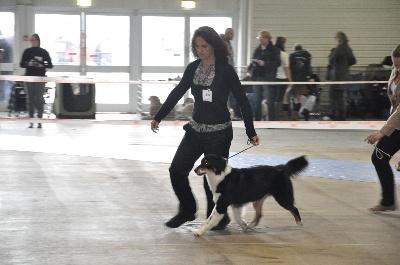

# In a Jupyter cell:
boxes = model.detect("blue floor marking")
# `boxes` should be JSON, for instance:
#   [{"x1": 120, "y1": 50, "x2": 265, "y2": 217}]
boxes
[{"x1": 228, "y1": 152, "x2": 400, "y2": 183}]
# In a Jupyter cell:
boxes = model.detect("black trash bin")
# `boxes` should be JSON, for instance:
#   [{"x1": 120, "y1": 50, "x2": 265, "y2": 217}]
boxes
[{"x1": 54, "y1": 83, "x2": 96, "y2": 119}]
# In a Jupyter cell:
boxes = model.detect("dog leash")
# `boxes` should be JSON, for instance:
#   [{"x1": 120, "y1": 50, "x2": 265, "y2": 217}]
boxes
[
  {"x1": 372, "y1": 143, "x2": 392, "y2": 160},
  {"x1": 371, "y1": 143, "x2": 400, "y2": 171},
  {"x1": 228, "y1": 139, "x2": 255, "y2": 159}
]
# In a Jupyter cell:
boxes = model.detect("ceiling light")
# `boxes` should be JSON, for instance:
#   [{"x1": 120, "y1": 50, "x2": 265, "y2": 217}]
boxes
[
  {"x1": 77, "y1": 0, "x2": 92, "y2": 7},
  {"x1": 181, "y1": 1, "x2": 196, "y2": 9}
]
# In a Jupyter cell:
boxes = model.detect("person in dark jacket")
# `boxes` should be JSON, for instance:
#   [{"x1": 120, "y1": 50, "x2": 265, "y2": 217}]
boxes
[
  {"x1": 150, "y1": 26, "x2": 260, "y2": 229},
  {"x1": 251, "y1": 30, "x2": 281, "y2": 121},
  {"x1": 20, "y1": 33, "x2": 53, "y2": 128},
  {"x1": 327, "y1": 31, "x2": 356, "y2": 121},
  {"x1": 282, "y1": 44, "x2": 312, "y2": 120}
]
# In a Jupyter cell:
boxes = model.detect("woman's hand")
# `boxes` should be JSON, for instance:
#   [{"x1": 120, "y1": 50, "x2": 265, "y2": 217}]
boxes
[
  {"x1": 151, "y1": 120, "x2": 160, "y2": 133},
  {"x1": 254, "y1": 60, "x2": 265, "y2": 66},
  {"x1": 364, "y1": 131, "x2": 385, "y2": 144},
  {"x1": 249, "y1": 135, "x2": 260, "y2": 146}
]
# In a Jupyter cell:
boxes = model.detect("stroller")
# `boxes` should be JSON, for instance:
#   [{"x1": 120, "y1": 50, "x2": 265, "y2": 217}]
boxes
[{"x1": 8, "y1": 82, "x2": 27, "y2": 117}]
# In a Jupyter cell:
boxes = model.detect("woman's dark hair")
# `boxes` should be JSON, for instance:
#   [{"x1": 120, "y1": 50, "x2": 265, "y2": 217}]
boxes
[
  {"x1": 275, "y1": 37, "x2": 286, "y2": 51},
  {"x1": 191, "y1": 26, "x2": 229, "y2": 64},
  {"x1": 32, "y1": 33, "x2": 41, "y2": 46}
]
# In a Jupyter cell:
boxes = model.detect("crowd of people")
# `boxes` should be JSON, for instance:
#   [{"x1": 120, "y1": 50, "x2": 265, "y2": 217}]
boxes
[{"x1": 231, "y1": 29, "x2": 357, "y2": 122}]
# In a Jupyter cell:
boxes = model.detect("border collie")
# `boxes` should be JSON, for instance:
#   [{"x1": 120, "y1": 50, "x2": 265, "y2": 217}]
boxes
[{"x1": 193, "y1": 154, "x2": 308, "y2": 237}]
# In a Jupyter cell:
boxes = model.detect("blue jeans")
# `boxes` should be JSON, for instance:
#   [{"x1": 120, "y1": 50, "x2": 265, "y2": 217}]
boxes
[{"x1": 252, "y1": 76, "x2": 275, "y2": 121}]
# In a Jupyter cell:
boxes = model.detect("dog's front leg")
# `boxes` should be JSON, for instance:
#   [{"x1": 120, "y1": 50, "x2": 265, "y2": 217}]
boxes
[
  {"x1": 193, "y1": 208, "x2": 224, "y2": 237},
  {"x1": 232, "y1": 206, "x2": 248, "y2": 231}
]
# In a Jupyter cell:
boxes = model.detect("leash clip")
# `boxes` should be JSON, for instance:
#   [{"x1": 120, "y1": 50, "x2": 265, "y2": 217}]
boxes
[{"x1": 228, "y1": 140, "x2": 255, "y2": 159}]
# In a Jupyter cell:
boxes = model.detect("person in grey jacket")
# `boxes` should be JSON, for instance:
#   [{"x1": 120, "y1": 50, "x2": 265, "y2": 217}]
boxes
[
  {"x1": 327, "y1": 31, "x2": 356, "y2": 120},
  {"x1": 364, "y1": 45, "x2": 400, "y2": 212}
]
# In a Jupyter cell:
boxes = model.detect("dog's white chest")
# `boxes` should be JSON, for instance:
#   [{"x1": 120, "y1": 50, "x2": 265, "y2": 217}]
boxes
[{"x1": 206, "y1": 166, "x2": 232, "y2": 203}]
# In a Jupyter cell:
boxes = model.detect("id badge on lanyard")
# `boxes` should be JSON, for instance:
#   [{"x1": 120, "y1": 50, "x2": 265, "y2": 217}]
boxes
[{"x1": 202, "y1": 88, "x2": 212, "y2": 102}]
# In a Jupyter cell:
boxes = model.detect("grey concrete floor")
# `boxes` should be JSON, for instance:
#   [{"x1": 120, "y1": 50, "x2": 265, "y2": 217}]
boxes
[{"x1": 0, "y1": 118, "x2": 399, "y2": 265}]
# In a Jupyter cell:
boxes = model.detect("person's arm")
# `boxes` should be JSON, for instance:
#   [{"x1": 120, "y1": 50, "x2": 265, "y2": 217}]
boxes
[
  {"x1": 153, "y1": 62, "x2": 197, "y2": 123},
  {"x1": 329, "y1": 47, "x2": 339, "y2": 66},
  {"x1": 263, "y1": 46, "x2": 281, "y2": 72},
  {"x1": 19, "y1": 49, "x2": 29, "y2": 68},
  {"x1": 365, "y1": 69, "x2": 400, "y2": 143},
  {"x1": 43, "y1": 49, "x2": 53, "y2": 69},
  {"x1": 283, "y1": 52, "x2": 292, "y2": 82}
]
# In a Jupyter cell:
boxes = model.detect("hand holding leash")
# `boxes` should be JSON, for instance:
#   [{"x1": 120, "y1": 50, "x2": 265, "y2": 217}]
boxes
[{"x1": 249, "y1": 135, "x2": 260, "y2": 146}]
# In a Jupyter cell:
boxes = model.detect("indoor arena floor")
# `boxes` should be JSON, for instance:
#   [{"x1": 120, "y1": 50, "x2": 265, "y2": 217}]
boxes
[{"x1": 0, "y1": 115, "x2": 399, "y2": 265}]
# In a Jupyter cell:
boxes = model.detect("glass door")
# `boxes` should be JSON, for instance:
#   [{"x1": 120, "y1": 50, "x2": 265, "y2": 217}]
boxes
[
  {"x1": 86, "y1": 15, "x2": 130, "y2": 110},
  {"x1": 35, "y1": 13, "x2": 130, "y2": 112}
]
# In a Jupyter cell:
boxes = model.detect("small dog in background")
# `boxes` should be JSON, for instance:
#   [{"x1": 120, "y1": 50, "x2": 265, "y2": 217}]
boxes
[
  {"x1": 148, "y1": 95, "x2": 175, "y2": 118},
  {"x1": 193, "y1": 154, "x2": 308, "y2": 237},
  {"x1": 178, "y1": 97, "x2": 194, "y2": 119}
]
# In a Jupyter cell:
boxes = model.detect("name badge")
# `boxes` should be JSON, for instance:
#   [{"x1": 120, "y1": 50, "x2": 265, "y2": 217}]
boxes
[{"x1": 203, "y1": 89, "x2": 212, "y2": 102}]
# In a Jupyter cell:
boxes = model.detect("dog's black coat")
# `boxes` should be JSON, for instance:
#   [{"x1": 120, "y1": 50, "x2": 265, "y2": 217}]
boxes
[{"x1": 193, "y1": 154, "x2": 308, "y2": 236}]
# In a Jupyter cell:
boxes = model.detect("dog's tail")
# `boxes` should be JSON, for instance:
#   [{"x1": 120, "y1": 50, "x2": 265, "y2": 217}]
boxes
[{"x1": 285, "y1": 155, "x2": 308, "y2": 178}]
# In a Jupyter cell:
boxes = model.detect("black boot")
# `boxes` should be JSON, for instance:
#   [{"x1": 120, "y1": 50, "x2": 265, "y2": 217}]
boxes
[
  {"x1": 301, "y1": 109, "x2": 310, "y2": 121},
  {"x1": 165, "y1": 211, "x2": 196, "y2": 228},
  {"x1": 165, "y1": 171, "x2": 197, "y2": 228}
]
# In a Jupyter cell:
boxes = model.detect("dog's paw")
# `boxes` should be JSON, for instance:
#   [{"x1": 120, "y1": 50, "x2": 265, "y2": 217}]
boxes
[
  {"x1": 296, "y1": 220, "x2": 303, "y2": 226},
  {"x1": 247, "y1": 221, "x2": 258, "y2": 230},
  {"x1": 193, "y1": 230, "x2": 202, "y2": 237},
  {"x1": 238, "y1": 221, "x2": 249, "y2": 231}
]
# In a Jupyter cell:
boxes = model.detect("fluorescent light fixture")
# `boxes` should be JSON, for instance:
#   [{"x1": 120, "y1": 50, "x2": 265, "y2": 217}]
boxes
[
  {"x1": 181, "y1": 0, "x2": 196, "y2": 9},
  {"x1": 77, "y1": 0, "x2": 92, "y2": 7}
]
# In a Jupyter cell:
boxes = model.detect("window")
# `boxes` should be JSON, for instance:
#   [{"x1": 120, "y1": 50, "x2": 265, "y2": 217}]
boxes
[
  {"x1": 86, "y1": 15, "x2": 129, "y2": 66},
  {"x1": 35, "y1": 14, "x2": 81, "y2": 65},
  {"x1": 142, "y1": 16, "x2": 185, "y2": 66}
]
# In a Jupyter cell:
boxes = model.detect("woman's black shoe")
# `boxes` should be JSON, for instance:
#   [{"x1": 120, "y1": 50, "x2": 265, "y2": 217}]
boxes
[{"x1": 165, "y1": 212, "x2": 196, "y2": 228}]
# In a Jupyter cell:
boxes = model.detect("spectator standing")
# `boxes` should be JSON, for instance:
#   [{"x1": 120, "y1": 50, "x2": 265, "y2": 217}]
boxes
[
  {"x1": 151, "y1": 26, "x2": 259, "y2": 229},
  {"x1": 221, "y1": 28, "x2": 241, "y2": 119},
  {"x1": 251, "y1": 30, "x2": 281, "y2": 121},
  {"x1": 19, "y1": 33, "x2": 53, "y2": 128},
  {"x1": 282, "y1": 44, "x2": 312, "y2": 120},
  {"x1": 220, "y1": 28, "x2": 234, "y2": 66},
  {"x1": 327, "y1": 31, "x2": 356, "y2": 121},
  {"x1": 364, "y1": 45, "x2": 400, "y2": 212},
  {"x1": 272, "y1": 37, "x2": 291, "y2": 120}
]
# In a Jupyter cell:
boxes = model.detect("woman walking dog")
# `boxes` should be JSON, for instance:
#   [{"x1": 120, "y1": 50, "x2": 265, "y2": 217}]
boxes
[
  {"x1": 364, "y1": 45, "x2": 400, "y2": 212},
  {"x1": 151, "y1": 26, "x2": 259, "y2": 229}
]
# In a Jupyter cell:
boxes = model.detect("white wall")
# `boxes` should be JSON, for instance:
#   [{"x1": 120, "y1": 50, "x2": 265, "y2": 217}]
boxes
[{"x1": 249, "y1": 0, "x2": 400, "y2": 67}]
